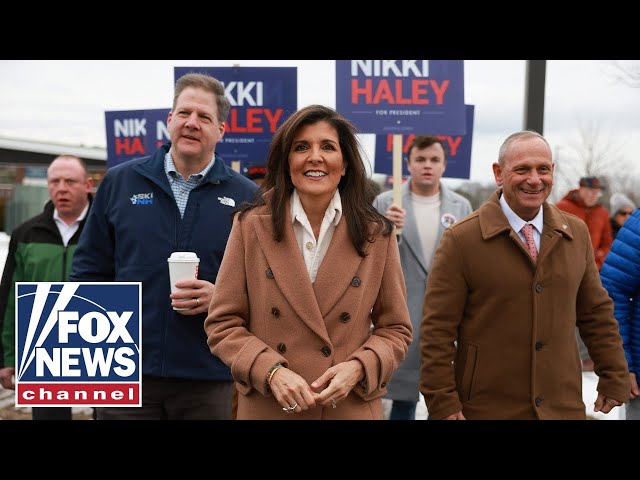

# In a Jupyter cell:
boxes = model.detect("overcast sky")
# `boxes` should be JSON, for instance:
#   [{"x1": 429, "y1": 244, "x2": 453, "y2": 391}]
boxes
[{"x1": 0, "y1": 60, "x2": 638, "y2": 186}]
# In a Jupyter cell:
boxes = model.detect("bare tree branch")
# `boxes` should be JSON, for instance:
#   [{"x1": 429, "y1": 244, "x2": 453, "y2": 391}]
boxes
[
  {"x1": 601, "y1": 60, "x2": 640, "y2": 88},
  {"x1": 553, "y1": 120, "x2": 639, "y2": 206}
]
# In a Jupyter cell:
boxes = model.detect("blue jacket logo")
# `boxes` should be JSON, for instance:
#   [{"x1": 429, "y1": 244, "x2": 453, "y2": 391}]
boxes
[
  {"x1": 130, "y1": 193, "x2": 153, "y2": 205},
  {"x1": 218, "y1": 196, "x2": 236, "y2": 207}
]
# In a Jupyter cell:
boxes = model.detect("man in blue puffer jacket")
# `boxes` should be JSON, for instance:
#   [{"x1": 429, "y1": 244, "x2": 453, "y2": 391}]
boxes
[
  {"x1": 70, "y1": 73, "x2": 258, "y2": 419},
  {"x1": 601, "y1": 208, "x2": 640, "y2": 420}
]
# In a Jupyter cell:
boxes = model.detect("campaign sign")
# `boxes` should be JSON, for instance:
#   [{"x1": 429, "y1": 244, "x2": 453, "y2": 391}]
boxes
[
  {"x1": 373, "y1": 105, "x2": 475, "y2": 180},
  {"x1": 336, "y1": 60, "x2": 466, "y2": 135},
  {"x1": 105, "y1": 109, "x2": 170, "y2": 169},
  {"x1": 175, "y1": 66, "x2": 297, "y2": 168},
  {"x1": 15, "y1": 282, "x2": 142, "y2": 407}
]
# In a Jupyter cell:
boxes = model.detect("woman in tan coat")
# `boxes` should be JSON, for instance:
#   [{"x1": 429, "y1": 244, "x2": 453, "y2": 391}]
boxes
[{"x1": 204, "y1": 105, "x2": 412, "y2": 419}]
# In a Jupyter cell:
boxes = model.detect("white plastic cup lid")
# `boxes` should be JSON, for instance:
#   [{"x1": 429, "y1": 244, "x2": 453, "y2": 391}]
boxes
[{"x1": 167, "y1": 251, "x2": 200, "y2": 263}]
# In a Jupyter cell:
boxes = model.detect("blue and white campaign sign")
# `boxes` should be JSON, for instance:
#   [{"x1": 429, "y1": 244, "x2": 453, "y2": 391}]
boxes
[
  {"x1": 336, "y1": 60, "x2": 466, "y2": 135},
  {"x1": 175, "y1": 66, "x2": 297, "y2": 169},
  {"x1": 105, "y1": 109, "x2": 170, "y2": 168},
  {"x1": 374, "y1": 105, "x2": 475, "y2": 179},
  {"x1": 15, "y1": 282, "x2": 142, "y2": 407}
]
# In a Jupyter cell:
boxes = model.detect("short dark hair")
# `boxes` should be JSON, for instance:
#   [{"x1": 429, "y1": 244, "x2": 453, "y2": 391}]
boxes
[
  {"x1": 173, "y1": 73, "x2": 230, "y2": 123},
  {"x1": 406, "y1": 135, "x2": 446, "y2": 162}
]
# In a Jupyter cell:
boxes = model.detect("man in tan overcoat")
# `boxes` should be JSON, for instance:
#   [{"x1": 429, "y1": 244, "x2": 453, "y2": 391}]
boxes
[{"x1": 419, "y1": 131, "x2": 630, "y2": 420}]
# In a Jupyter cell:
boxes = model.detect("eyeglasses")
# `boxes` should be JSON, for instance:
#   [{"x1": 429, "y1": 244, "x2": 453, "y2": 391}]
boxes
[{"x1": 617, "y1": 210, "x2": 633, "y2": 217}]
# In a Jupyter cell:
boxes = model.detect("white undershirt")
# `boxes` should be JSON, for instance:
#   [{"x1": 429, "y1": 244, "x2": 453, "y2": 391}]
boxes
[
  {"x1": 53, "y1": 203, "x2": 89, "y2": 247},
  {"x1": 412, "y1": 191, "x2": 441, "y2": 272},
  {"x1": 291, "y1": 189, "x2": 342, "y2": 283}
]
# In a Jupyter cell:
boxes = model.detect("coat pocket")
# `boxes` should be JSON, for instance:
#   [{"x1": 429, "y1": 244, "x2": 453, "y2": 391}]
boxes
[{"x1": 460, "y1": 343, "x2": 479, "y2": 402}]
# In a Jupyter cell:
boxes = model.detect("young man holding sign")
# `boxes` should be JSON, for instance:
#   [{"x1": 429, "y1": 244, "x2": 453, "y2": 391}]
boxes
[{"x1": 373, "y1": 135, "x2": 471, "y2": 420}]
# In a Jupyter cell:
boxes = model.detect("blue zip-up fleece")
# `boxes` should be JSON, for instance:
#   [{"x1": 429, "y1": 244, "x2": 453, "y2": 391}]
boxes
[
  {"x1": 70, "y1": 143, "x2": 258, "y2": 381},
  {"x1": 601, "y1": 208, "x2": 640, "y2": 376}
]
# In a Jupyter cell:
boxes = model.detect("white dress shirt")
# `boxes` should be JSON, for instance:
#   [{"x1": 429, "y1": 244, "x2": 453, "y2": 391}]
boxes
[
  {"x1": 291, "y1": 189, "x2": 343, "y2": 283},
  {"x1": 53, "y1": 203, "x2": 89, "y2": 247},
  {"x1": 499, "y1": 192, "x2": 543, "y2": 251}
]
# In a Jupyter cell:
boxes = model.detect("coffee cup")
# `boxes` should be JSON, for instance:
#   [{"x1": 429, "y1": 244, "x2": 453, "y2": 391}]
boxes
[{"x1": 167, "y1": 252, "x2": 200, "y2": 311}]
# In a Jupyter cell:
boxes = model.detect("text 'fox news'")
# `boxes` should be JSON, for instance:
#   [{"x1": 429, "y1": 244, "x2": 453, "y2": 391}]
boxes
[{"x1": 15, "y1": 282, "x2": 142, "y2": 407}]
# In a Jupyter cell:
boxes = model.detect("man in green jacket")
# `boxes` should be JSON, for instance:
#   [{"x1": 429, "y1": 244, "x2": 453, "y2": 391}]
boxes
[{"x1": 0, "y1": 155, "x2": 93, "y2": 420}]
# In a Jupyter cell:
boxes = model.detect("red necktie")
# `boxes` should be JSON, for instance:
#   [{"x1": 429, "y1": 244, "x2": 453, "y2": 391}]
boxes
[{"x1": 521, "y1": 224, "x2": 538, "y2": 263}]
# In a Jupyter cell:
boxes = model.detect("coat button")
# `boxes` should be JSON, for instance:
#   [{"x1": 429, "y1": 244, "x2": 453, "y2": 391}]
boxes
[
  {"x1": 340, "y1": 312, "x2": 351, "y2": 323},
  {"x1": 266, "y1": 267, "x2": 274, "y2": 279},
  {"x1": 306, "y1": 241, "x2": 314, "y2": 250},
  {"x1": 321, "y1": 346, "x2": 332, "y2": 357},
  {"x1": 535, "y1": 341, "x2": 543, "y2": 351},
  {"x1": 535, "y1": 284, "x2": 544, "y2": 293},
  {"x1": 351, "y1": 276, "x2": 361, "y2": 287},
  {"x1": 535, "y1": 397, "x2": 544, "y2": 407},
  {"x1": 271, "y1": 307, "x2": 280, "y2": 317},
  {"x1": 277, "y1": 343, "x2": 286, "y2": 353}
]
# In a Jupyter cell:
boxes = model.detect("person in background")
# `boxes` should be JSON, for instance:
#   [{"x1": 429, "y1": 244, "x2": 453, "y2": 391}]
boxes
[
  {"x1": 556, "y1": 176, "x2": 612, "y2": 269},
  {"x1": 601, "y1": 208, "x2": 640, "y2": 420},
  {"x1": 245, "y1": 164, "x2": 267, "y2": 187},
  {"x1": 419, "y1": 131, "x2": 629, "y2": 419},
  {"x1": 609, "y1": 192, "x2": 636, "y2": 239},
  {"x1": 372, "y1": 135, "x2": 472, "y2": 420},
  {"x1": 366, "y1": 177, "x2": 382, "y2": 204},
  {"x1": 70, "y1": 73, "x2": 257, "y2": 420},
  {"x1": 0, "y1": 155, "x2": 93, "y2": 420},
  {"x1": 204, "y1": 104, "x2": 412, "y2": 419},
  {"x1": 556, "y1": 175, "x2": 613, "y2": 371}
]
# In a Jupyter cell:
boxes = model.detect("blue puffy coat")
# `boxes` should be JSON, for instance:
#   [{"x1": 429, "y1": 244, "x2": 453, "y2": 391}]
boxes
[{"x1": 601, "y1": 208, "x2": 640, "y2": 375}]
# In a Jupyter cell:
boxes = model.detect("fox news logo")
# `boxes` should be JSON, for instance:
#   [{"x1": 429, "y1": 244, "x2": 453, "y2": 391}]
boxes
[{"x1": 15, "y1": 282, "x2": 142, "y2": 407}]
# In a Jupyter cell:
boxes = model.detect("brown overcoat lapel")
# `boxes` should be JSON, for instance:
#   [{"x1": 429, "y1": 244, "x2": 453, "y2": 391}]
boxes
[
  {"x1": 253, "y1": 198, "x2": 365, "y2": 343},
  {"x1": 252, "y1": 205, "x2": 329, "y2": 345},
  {"x1": 312, "y1": 218, "x2": 365, "y2": 317}
]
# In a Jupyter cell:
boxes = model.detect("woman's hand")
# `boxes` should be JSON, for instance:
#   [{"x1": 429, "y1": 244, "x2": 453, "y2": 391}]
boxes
[
  {"x1": 310, "y1": 360, "x2": 364, "y2": 408},
  {"x1": 269, "y1": 367, "x2": 317, "y2": 414}
]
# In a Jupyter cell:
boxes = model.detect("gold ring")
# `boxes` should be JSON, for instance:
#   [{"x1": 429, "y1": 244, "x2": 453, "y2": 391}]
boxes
[
  {"x1": 331, "y1": 399, "x2": 337, "y2": 409},
  {"x1": 195, "y1": 298, "x2": 200, "y2": 306}
]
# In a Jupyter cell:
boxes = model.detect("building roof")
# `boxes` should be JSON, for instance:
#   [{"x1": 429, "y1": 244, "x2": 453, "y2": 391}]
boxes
[{"x1": 0, "y1": 136, "x2": 106, "y2": 166}]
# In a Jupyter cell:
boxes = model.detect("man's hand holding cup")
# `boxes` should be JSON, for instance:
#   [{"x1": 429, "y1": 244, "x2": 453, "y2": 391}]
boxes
[{"x1": 168, "y1": 252, "x2": 214, "y2": 315}]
